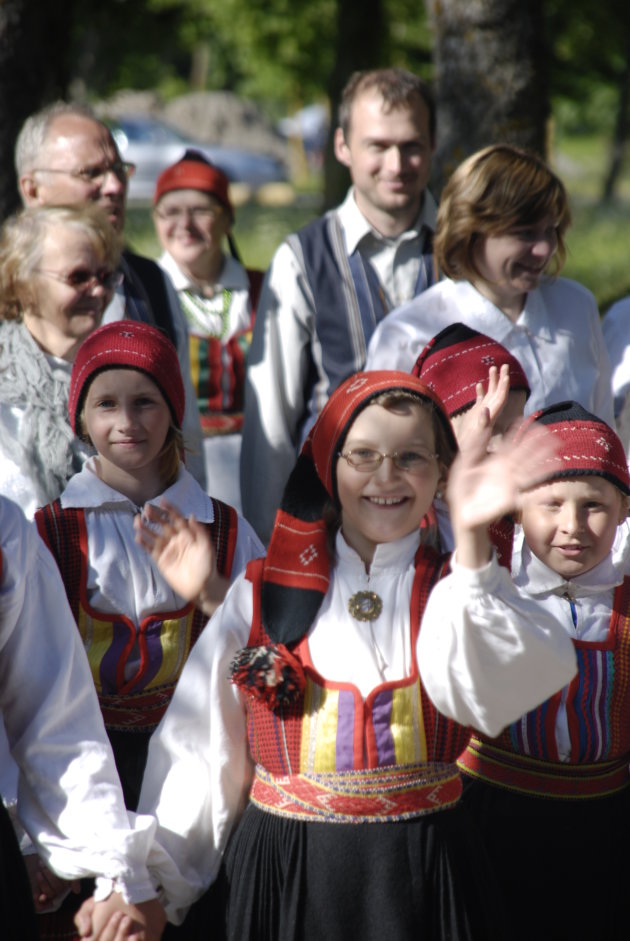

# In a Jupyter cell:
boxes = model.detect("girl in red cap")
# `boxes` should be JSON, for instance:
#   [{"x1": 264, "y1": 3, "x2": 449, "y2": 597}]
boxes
[
  {"x1": 31, "y1": 319, "x2": 262, "y2": 938},
  {"x1": 153, "y1": 150, "x2": 263, "y2": 513},
  {"x1": 458, "y1": 402, "x2": 630, "y2": 941},
  {"x1": 97, "y1": 370, "x2": 577, "y2": 941}
]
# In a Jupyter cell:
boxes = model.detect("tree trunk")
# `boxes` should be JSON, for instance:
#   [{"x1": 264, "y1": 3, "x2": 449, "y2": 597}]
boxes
[
  {"x1": 323, "y1": 0, "x2": 386, "y2": 210},
  {"x1": 425, "y1": 0, "x2": 549, "y2": 195},
  {"x1": 0, "y1": 1, "x2": 74, "y2": 221},
  {"x1": 602, "y1": 41, "x2": 630, "y2": 204}
]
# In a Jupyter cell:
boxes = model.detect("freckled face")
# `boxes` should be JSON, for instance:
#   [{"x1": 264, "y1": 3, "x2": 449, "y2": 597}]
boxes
[
  {"x1": 82, "y1": 368, "x2": 172, "y2": 491},
  {"x1": 520, "y1": 476, "x2": 627, "y2": 579},
  {"x1": 336, "y1": 402, "x2": 444, "y2": 565}
]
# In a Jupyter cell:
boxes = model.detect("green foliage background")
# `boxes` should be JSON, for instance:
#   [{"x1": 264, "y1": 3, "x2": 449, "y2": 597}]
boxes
[{"x1": 72, "y1": 0, "x2": 630, "y2": 311}]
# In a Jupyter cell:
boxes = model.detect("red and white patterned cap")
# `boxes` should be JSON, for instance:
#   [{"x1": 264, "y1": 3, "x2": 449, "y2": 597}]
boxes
[
  {"x1": 517, "y1": 400, "x2": 630, "y2": 494},
  {"x1": 412, "y1": 322, "x2": 530, "y2": 417},
  {"x1": 69, "y1": 320, "x2": 185, "y2": 432}
]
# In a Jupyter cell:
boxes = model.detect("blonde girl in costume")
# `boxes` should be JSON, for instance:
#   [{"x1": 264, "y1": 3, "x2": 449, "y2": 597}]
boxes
[
  {"x1": 33, "y1": 320, "x2": 261, "y2": 939},
  {"x1": 86, "y1": 370, "x2": 577, "y2": 941}
]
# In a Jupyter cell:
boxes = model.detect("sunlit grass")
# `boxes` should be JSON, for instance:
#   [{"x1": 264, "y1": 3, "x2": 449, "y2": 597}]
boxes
[{"x1": 552, "y1": 131, "x2": 630, "y2": 311}]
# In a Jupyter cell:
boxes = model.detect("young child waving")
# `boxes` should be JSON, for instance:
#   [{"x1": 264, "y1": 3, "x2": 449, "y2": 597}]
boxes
[
  {"x1": 412, "y1": 321, "x2": 531, "y2": 559},
  {"x1": 458, "y1": 401, "x2": 630, "y2": 941},
  {"x1": 88, "y1": 370, "x2": 580, "y2": 941},
  {"x1": 32, "y1": 320, "x2": 262, "y2": 938}
]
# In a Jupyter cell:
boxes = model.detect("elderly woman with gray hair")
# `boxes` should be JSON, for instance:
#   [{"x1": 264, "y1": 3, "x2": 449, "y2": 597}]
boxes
[{"x1": 0, "y1": 203, "x2": 121, "y2": 517}]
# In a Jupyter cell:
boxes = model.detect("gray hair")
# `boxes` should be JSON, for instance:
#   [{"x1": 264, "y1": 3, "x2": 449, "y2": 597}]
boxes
[{"x1": 15, "y1": 101, "x2": 100, "y2": 176}]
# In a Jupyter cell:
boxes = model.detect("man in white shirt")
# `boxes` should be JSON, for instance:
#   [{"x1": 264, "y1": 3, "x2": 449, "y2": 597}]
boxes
[
  {"x1": 14, "y1": 102, "x2": 206, "y2": 488},
  {"x1": 241, "y1": 67, "x2": 438, "y2": 542}
]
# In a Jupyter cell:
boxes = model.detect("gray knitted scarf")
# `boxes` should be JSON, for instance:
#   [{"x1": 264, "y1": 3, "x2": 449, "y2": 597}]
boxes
[{"x1": 0, "y1": 321, "x2": 91, "y2": 506}]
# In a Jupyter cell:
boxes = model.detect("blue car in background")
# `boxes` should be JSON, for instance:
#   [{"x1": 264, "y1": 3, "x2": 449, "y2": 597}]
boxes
[{"x1": 110, "y1": 114, "x2": 288, "y2": 202}]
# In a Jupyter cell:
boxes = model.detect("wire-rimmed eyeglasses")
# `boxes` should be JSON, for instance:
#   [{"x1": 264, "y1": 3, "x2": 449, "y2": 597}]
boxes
[{"x1": 338, "y1": 448, "x2": 439, "y2": 474}]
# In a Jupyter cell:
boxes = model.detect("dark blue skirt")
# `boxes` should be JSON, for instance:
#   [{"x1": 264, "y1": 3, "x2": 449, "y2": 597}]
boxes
[
  {"x1": 220, "y1": 801, "x2": 505, "y2": 940},
  {"x1": 0, "y1": 797, "x2": 38, "y2": 940},
  {"x1": 462, "y1": 775, "x2": 630, "y2": 941}
]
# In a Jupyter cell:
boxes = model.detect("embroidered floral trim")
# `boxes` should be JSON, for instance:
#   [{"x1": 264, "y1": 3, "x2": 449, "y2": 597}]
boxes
[{"x1": 230, "y1": 644, "x2": 306, "y2": 709}]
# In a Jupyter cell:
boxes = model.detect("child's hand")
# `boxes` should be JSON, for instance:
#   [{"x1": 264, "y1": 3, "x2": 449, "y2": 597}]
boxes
[
  {"x1": 24, "y1": 853, "x2": 79, "y2": 912},
  {"x1": 75, "y1": 893, "x2": 166, "y2": 941},
  {"x1": 134, "y1": 500, "x2": 229, "y2": 616},
  {"x1": 454, "y1": 364, "x2": 512, "y2": 454},
  {"x1": 447, "y1": 418, "x2": 557, "y2": 567}
]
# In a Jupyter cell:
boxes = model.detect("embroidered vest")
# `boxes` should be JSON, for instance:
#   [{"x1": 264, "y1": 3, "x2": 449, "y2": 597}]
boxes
[
  {"x1": 35, "y1": 498, "x2": 237, "y2": 732},
  {"x1": 458, "y1": 578, "x2": 630, "y2": 797},
  {"x1": 186, "y1": 269, "x2": 261, "y2": 436},
  {"x1": 188, "y1": 329, "x2": 252, "y2": 435},
  {"x1": 242, "y1": 550, "x2": 470, "y2": 775}
]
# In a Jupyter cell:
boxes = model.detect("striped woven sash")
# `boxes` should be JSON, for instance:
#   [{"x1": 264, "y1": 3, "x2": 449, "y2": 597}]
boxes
[
  {"x1": 458, "y1": 736, "x2": 630, "y2": 799},
  {"x1": 249, "y1": 762, "x2": 462, "y2": 823}
]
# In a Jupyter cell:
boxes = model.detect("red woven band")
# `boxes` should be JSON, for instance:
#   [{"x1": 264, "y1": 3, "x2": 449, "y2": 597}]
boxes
[
  {"x1": 458, "y1": 736, "x2": 630, "y2": 799},
  {"x1": 249, "y1": 763, "x2": 462, "y2": 823},
  {"x1": 99, "y1": 687, "x2": 175, "y2": 732}
]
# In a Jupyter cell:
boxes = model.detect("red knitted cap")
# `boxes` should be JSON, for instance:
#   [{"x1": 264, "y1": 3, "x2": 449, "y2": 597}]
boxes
[
  {"x1": 517, "y1": 401, "x2": 630, "y2": 494},
  {"x1": 69, "y1": 321, "x2": 185, "y2": 432},
  {"x1": 260, "y1": 372, "x2": 456, "y2": 645},
  {"x1": 412, "y1": 323, "x2": 530, "y2": 417},
  {"x1": 154, "y1": 149, "x2": 233, "y2": 216},
  {"x1": 307, "y1": 371, "x2": 457, "y2": 502}
]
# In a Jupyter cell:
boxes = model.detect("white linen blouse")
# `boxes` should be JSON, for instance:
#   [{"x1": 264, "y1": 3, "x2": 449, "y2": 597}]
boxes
[{"x1": 138, "y1": 529, "x2": 576, "y2": 923}]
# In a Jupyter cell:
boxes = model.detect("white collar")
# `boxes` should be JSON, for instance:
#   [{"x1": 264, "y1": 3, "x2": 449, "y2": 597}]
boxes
[
  {"x1": 447, "y1": 279, "x2": 555, "y2": 345},
  {"x1": 60, "y1": 458, "x2": 215, "y2": 522},
  {"x1": 512, "y1": 525, "x2": 627, "y2": 598},
  {"x1": 335, "y1": 527, "x2": 421, "y2": 574},
  {"x1": 158, "y1": 251, "x2": 249, "y2": 294},
  {"x1": 336, "y1": 187, "x2": 437, "y2": 256}
]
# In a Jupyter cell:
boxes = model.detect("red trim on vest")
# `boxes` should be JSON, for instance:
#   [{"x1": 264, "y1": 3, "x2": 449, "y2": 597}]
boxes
[
  {"x1": 35, "y1": 497, "x2": 238, "y2": 725},
  {"x1": 242, "y1": 547, "x2": 470, "y2": 774}
]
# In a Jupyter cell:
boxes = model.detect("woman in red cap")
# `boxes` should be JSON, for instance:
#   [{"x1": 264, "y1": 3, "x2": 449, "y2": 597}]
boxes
[
  {"x1": 153, "y1": 150, "x2": 262, "y2": 513},
  {"x1": 111, "y1": 370, "x2": 577, "y2": 941}
]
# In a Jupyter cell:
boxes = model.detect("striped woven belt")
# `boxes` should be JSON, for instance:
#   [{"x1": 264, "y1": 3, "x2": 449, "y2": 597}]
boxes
[
  {"x1": 249, "y1": 763, "x2": 462, "y2": 823},
  {"x1": 99, "y1": 685, "x2": 175, "y2": 733},
  {"x1": 458, "y1": 736, "x2": 630, "y2": 799}
]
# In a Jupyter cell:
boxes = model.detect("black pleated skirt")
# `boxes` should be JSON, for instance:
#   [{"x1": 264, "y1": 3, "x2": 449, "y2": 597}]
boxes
[
  {"x1": 462, "y1": 776, "x2": 630, "y2": 941},
  {"x1": 220, "y1": 802, "x2": 505, "y2": 941},
  {"x1": 0, "y1": 797, "x2": 39, "y2": 940}
]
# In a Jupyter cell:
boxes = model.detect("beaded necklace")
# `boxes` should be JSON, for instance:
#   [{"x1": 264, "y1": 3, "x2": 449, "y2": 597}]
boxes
[{"x1": 180, "y1": 288, "x2": 232, "y2": 340}]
